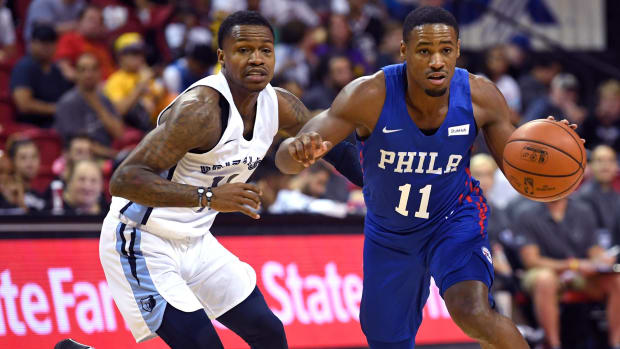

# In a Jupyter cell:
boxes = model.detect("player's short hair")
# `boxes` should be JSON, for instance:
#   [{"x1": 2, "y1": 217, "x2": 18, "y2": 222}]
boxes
[
  {"x1": 217, "y1": 11, "x2": 275, "y2": 49},
  {"x1": 403, "y1": 6, "x2": 459, "y2": 42}
]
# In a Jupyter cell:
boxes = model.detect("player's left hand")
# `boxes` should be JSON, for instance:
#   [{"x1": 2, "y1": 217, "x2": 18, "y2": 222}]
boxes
[
  {"x1": 288, "y1": 132, "x2": 332, "y2": 167},
  {"x1": 546, "y1": 116, "x2": 585, "y2": 144}
]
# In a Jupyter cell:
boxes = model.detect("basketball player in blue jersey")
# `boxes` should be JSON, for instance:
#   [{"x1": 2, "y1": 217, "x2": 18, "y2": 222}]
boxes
[
  {"x1": 276, "y1": 6, "x2": 578, "y2": 349},
  {"x1": 100, "y1": 11, "x2": 361, "y2": 349}
]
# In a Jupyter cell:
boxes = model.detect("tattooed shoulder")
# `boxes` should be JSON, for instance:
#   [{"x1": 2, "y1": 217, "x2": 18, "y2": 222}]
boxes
[
  {"x1": 165, "y1": 86, "x2": 222, "y2": 148},
  {"x1": 275, "y1": 87, "x2": 312, "y2": 135}
]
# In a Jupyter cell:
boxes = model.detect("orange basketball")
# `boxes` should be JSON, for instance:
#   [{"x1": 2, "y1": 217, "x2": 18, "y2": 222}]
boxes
[{"x1": 502, "y1": 119, "x2": 586, "y2": 202}]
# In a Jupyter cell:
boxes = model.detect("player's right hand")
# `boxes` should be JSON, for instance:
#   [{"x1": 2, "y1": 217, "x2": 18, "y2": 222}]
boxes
[
  {"x1": 288, "y1": 132, "x2": 332, "y2": 167},
  {"x1": 210, "y1": 183, "x2": 262, "y2": 219}
]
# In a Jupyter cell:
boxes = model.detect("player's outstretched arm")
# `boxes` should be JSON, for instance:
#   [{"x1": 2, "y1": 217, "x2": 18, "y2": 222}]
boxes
[
  {"x1": 275, "y1": 74, "x2": 385, "y2": 175},
  {"x1": 275, "y1": 87, "x2": 364, "y2": 186},
  {"x1": 110, "y1": 86, "x2": 261, "y2": 218}
]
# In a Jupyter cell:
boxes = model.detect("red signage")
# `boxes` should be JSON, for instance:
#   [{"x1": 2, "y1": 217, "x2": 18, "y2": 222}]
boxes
[{"x1": 0, "y1": 236, "x2": 471, "y2": 348}]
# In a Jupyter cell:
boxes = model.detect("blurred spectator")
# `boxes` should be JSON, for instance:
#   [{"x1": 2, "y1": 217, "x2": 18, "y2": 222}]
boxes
[
  {"x1": 345, "y1": 0, "x2": 385, "y2": 69},
  {"x1": 290, "y1": 161, "x2": 330, "y2": 198},
  {"x1": 10, "y1": 24, "x2": 73, "y2": 128},
  {"x1": 504, "y1": 34, "x2": 531, "y2": 78},
  {"x1": 274, "y1": 20, "x2": 311, "y2": 88},
  {"x1": 473, "y1": 45, "x2": 523, "y2": 153},
  {"x1": 6, "y1": 137, "x2": 46, "y2": 212},
  {"x1": 24, "y1": 0, "x2": 86, "y2": 40},
  {"x1": 165, "y1": 4, "x2": 213, "y2": 60},
  {"x1": 251, "y1": 156, "x2": 291, "y2": 212},
  {"x1": 516, "y1": 197, "x2": 620, "y2": 349},
  {"x1": 55, "y1": 159, "x2": 107, "y2": 215},
  {"x1": 211, "y1": 0, "x2": 245, "y2": 15},
  {"x1": 54, "y1": 5, "x2": 115, "y2": 80},
  {"x1": 51, "y1": 133, "x2": 93, "y2": 183},
  {"x1": 212, "y1": 0, "x2": 319, "y2": 27},
  {"x1": 580, "y1": 79, "x2": 620, "y2": 152},
  {"x1": 470, "y1": 154, "x2": 515, "y2": 317},
  {"x1": 314, "y1": 14, "x2": 369, "y2": 76},
  {"x1": 271, "y1": 161, "x2": 348, "y2": 217},
  {"x1": 375, "y1": 21, "x2": 403, "y2": 69},
  {"x1": 577, "y1": 145, "x2": 620, "y2": 247},
  {"x1": 0, "y1": 0, "x2": 17, "y2": 65},
  {"x1": 518, "y1": 54, "x2": 561, "y2": 113},
  {"x1": 0, "y1": 144, "x2": 25, "y2": 213},
  {"x1": 54, "y1": 53, "x2": 124, "y2": 158},
  {"x1": 522, "y1": 73, "x2": 586, "y2": 125},
  {"x1": 0, "y1": 175, "x2": 26, "y2": 213},
  {"x1": 162, "y1": 43, "x2": 216, "y2": 95},
  {"x1": 481, "y1": 45, "x2": 521, "y2": 123},
  {"x1": 261, "y1": 0, "x2": 320, "y2": 27},
  {"x1": 303, "y1": 54, "x2": 353, "y2": 111},
  {"x1": 382, "y1": 0, "x2": 416, "y2": 22},
  {"x1": 104, "y1": 32, "x2": 168, "y2": 131},
  {"x1": 127, "y1": 0, "x2": 175, "y2": 65}
]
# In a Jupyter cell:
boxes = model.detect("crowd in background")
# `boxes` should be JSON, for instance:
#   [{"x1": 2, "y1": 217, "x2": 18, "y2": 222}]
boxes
[{"x1": 0, "y1": 0, "x2": 620, "y2": 348}]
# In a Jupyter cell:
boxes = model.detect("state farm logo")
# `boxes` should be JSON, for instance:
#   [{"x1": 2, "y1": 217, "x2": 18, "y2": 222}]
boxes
[
  {"x1": 258, "y1": 261, "x2": 451, "y2": 326},
  {"x1": 261, "y1": 262, "x2": 362, "y2": 325},
  {"x1": 0, "y1": 268, "x2": 119, "y2": 336},
  {"x1": 0, "y1": 261, "x2": 453, "y2": 338}
]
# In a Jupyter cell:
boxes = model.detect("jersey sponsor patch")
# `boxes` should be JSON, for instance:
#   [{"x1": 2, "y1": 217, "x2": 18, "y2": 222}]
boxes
[
  {"x1": 448, "y1": 124, "x2": 469, "y2": 136},
  {"x1": 482, "y1": 246, "x2": 493, "y2": 264}
]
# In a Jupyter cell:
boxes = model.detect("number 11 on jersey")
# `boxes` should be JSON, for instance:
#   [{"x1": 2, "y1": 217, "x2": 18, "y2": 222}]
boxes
[{"x1": 395, "y1": 184, "x2": 431, "y2": 219}]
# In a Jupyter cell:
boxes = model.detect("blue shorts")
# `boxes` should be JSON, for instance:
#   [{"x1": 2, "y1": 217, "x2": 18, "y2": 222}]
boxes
[{"x1": 359, "y1": 206, "x2": 495, "y2": 346}]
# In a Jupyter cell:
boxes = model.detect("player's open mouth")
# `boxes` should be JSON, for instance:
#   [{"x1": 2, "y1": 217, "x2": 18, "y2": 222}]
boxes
[{"x1": 427, "y1": 74, "x2": 446, "y2": 86}]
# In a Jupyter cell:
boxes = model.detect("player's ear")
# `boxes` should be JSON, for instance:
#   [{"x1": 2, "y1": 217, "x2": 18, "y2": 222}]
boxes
[
  {"x1": 456, "y1": 39, "x2": 461, "y2": 58},
  {"x1": 217, "y1": 48, "x2": 225, "y2": 68},
  {"x1": 400, "y1": 40, "x2": 406, "y2": 60}
]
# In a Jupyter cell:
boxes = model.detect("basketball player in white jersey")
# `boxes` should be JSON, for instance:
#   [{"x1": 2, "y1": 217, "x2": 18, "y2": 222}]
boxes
[{"x1": 99, "y1": 11, "x2": 361, "y2": 349}]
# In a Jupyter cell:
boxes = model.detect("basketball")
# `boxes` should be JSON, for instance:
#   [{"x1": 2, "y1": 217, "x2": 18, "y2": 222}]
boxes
[{"x1": 502, "y1": 119, "x2": 586, "y2": 202}]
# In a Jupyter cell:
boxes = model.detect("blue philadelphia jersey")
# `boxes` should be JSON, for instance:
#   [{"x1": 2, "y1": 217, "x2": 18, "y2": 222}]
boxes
[{"x1": 357, "y1": 64, "x2": 487, "y2": 248}]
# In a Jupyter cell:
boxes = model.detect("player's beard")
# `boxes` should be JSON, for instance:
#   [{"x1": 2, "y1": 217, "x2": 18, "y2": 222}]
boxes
[{"x1": 424, "y1": 88, "x2": 447, "y2": 97}]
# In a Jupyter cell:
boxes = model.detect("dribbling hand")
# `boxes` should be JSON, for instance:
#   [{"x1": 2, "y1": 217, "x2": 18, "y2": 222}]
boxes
[
  {"x1": 546, "y1": 116, "x2": 586, "y2": 143},
  {"x1": 287, "y1": 132, "x2": 332, "y2": 167},
  {"x1": 210, "y1": 183, "x2": 262, "y2": 219}
]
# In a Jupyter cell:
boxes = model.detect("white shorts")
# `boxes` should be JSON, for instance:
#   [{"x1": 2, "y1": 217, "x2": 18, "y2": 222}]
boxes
[{"x1": 99, "y1": 214, "x2": 257, "y2": 342}]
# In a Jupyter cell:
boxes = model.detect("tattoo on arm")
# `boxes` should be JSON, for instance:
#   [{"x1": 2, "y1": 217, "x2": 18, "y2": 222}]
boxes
[
  {"x1": 275, "y1": 87, "x2": 313, "y2": 136},
  {"x1": 110, "y1": 86, "x2": 222, "y2": 207}
]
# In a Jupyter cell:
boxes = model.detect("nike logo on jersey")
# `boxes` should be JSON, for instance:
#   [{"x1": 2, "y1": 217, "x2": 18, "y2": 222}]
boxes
[
  {"x1": 382, "y1": 126, "x2": 403, "y2": 134},
  {"x1": 448, "y1": 124, "x2": 469, "y2": 136},
  {"x1": 224, "y1": 139, "x2": 236, "y2": 145}
]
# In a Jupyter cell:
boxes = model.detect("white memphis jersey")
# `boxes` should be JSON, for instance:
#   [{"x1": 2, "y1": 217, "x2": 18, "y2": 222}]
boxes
[{"x1": 108, "y1": 72, "x2": 279, "y2": 239}]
